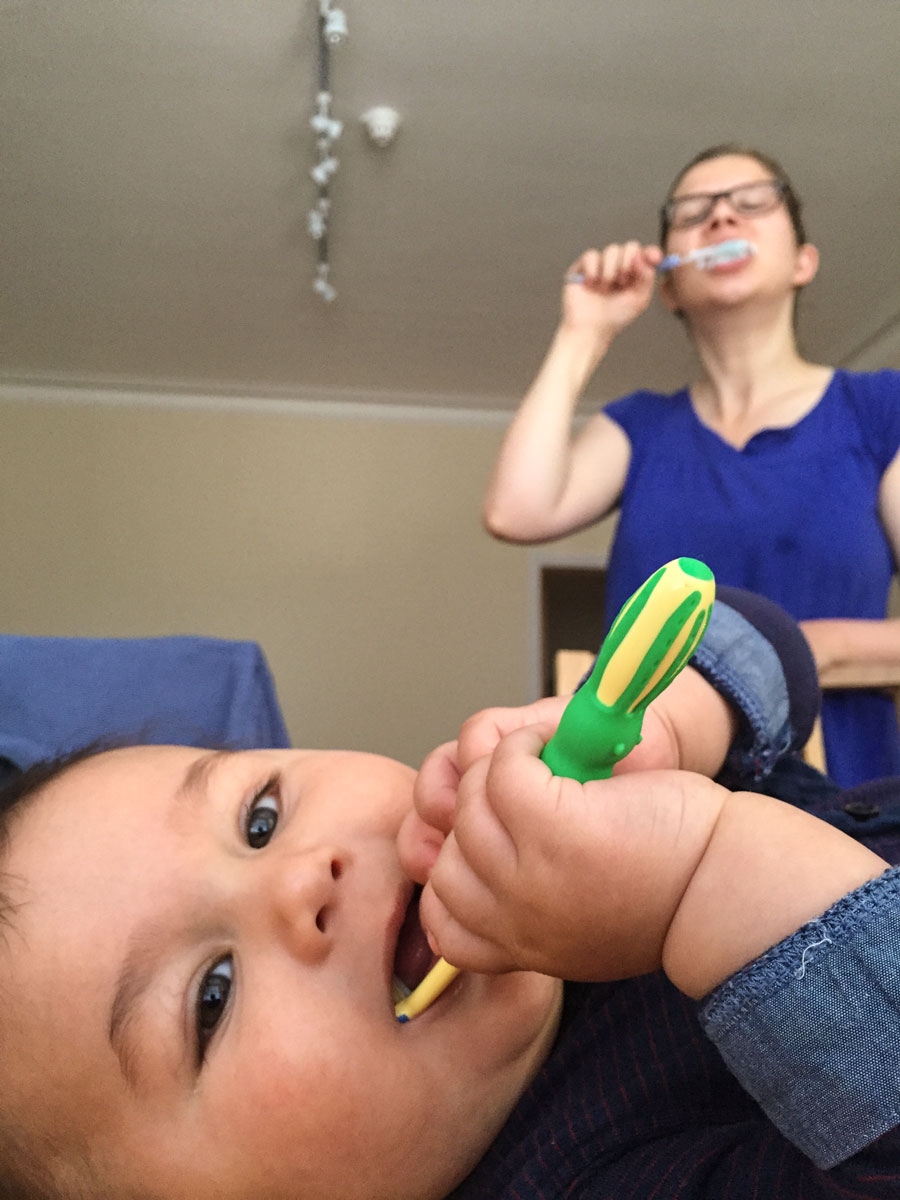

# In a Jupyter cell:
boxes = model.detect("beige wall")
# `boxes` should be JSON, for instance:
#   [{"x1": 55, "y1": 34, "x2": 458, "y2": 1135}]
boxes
[{"x1": 0, "y1": 393, "x2": 612, "y2": 767}]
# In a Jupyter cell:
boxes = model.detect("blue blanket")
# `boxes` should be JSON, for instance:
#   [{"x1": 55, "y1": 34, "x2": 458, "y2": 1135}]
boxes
[{"x1": 0, "y1": 634, "x2": 291, "y2": 777}]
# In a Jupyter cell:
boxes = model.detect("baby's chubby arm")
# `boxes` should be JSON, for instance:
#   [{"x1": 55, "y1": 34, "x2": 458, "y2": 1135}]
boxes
[{"x1": 399, "y1": 673, "x2": 887, "y2": 999}]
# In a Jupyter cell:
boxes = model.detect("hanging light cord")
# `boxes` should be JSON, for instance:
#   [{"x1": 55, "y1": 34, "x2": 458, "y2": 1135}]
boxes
[{"x1": 307, "y1": 1, "x2": 347, "y2": 302}]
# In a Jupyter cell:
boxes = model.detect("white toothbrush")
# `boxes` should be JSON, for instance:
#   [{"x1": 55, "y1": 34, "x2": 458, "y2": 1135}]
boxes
[{"x1": 565, "y1": 238, "x2": 756, "y2": 284}]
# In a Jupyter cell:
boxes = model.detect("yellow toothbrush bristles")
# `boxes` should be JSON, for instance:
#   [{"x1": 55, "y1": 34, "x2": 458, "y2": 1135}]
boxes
[{"x1": 395, "y1": 958, "x2": 460, "y2": 1022}]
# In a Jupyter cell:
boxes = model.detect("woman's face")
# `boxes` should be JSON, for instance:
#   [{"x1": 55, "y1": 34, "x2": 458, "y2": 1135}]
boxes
[
  {"x1": 659, "y1": 153, "x2": 817, "y2": 318},
  {"x1": 0, "y1": 746, "x2": 561, "y2": 1199}
]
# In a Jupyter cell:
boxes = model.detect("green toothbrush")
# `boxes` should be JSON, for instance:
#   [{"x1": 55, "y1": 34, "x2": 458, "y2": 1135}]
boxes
[
  {"x1": 395, "y1": 557, "x2": 715, "y2": 1022},
  {"x1": 540, "y1": 556, "x2": 715, "y2": 781}
]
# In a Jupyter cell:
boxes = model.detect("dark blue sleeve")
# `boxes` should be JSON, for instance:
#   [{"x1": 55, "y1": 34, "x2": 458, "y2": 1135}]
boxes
[
  {"x1": 602, "y1": 389, "x2": 666, "y2": 446},
  {"x1": 690, "y1": 585, "x2": 820, "y2": 781}
]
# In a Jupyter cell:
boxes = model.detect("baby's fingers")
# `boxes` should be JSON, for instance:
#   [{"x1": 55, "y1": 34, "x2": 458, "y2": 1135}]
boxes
[
  {"x1": 397, "y1": 809, "x2": 444, "y2": 885},
  {"x1": 398, "y1": 740, "x2": 462, "y2": 884},
  {"x1": 456, "y1": 696, "x2": 567, "y2": 775},
  {"x1": 413, "y1": 739, "x2": 462, "y2": 834},
  {"x1": 420, "y1": 842, "x2": 519, "y2": 974},
  {"x1": 474, "y1": 724, "x2": 569, "y2": 843}
]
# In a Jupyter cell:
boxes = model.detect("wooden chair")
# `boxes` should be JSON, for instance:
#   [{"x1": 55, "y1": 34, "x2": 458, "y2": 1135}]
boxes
[
  {"x1": 800, "y1": 663, "x2": 900, "y2": 774},
  {"x1": 553, "y1": 649, "x2": 596, "y2": 698}
]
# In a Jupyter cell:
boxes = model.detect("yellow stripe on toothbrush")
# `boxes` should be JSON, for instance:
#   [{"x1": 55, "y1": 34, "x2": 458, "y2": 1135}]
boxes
[
  {"x1": 395, "y1": 958, "x2": 460, "y2": 1022},
  {"x1": 626, "y1": 604, "x2": 711, "y2": 712},
  {"x1": 595, "y1": 559, "x2": 714, "y2": 710}
]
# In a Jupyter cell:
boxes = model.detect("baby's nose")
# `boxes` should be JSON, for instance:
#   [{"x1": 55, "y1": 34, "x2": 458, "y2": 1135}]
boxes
[{"x1": 264, "y1": 845, "x2": 346, "y2": 962}]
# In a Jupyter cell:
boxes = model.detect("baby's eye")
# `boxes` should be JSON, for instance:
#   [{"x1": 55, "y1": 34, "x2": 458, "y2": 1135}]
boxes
[
  {"x1": 245, "y1": 781, "x2": 279, "y2": 849},
  {"x1": 197, "y1": 957, "x2": 233, "y2": 1058}
]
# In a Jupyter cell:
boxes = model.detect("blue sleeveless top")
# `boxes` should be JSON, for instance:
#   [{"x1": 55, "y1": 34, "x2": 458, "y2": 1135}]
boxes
[{"x1": 604, "y1": 368, "x2": 900, "y2": 787}]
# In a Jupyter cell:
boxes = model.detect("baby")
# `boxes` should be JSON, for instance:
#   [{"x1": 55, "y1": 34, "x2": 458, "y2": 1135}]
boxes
[{"x1": 2, "y1": 590, "x2": 899, "y2": 1199}]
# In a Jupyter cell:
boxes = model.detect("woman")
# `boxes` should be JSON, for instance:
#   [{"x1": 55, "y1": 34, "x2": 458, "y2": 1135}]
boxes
[{"x1": 483, "y1": 144, "x2": 900, "y2": 787}]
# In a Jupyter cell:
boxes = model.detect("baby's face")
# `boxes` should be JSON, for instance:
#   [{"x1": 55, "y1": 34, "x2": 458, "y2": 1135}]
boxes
[{"x1": 1, "y1": 746, "x2": 561, "y2": 1199}]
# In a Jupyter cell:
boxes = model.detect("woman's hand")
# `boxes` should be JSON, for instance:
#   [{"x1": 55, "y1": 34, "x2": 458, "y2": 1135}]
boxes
[{"x1": 563, "y1": 241, "x2": 663, "y2": 343}]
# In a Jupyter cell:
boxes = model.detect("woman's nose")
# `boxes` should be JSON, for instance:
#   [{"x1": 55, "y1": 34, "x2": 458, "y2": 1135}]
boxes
[
  {"x1": 255, "y1": 844, "x2": 347, "y2": 962},
  {"x1": 708, "y1": 196, "x2": 739, "y2": 226}
]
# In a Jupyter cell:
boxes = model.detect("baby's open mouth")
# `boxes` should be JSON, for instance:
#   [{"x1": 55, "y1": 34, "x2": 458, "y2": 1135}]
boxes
[{"x1": 391, "y1": 886, "x2": 437, "y2": 1003}]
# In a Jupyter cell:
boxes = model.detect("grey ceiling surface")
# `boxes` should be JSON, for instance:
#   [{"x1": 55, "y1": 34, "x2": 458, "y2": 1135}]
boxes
[{"x1": 2, "y1": 1, "x2": 899, "y2": 411}]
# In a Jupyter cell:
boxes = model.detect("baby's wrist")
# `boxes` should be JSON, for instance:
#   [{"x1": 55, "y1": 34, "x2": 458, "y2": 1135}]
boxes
[{"x1": 662, "y1": 789, "x2": 888, "y2": 1000}]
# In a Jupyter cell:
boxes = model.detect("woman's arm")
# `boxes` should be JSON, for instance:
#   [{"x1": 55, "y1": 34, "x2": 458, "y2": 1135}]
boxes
[
  {"x1": 482, "y1": 335, "x2": 631, "y2": 543},
  {"x1": 482, "y1": 242, "x2": 661, "y2": 543},
  {"x1": 799, "y1": 616, "x2": 900, "y2": 683}
]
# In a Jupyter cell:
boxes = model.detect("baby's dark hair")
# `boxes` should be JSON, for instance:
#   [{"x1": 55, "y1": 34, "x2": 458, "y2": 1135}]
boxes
[
  {"x1": 0, "y1": 746, "x2": 122, "y2": 1200},
  {"x1": 0, "y1": 1137, "x2": 104, "y2": 1200},
  {"x1": 0, "y1": 744, "x2": 108, "y2": 922},
  {"x1": 658, "y1": 142, "x2": 807, "y2": 248},
  {"x1": 0, "y1": 744, "x2": 106, "y2": 861}
]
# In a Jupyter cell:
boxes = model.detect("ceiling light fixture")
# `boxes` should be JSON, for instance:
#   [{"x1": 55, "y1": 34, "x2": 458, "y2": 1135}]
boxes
[
  {"x1": 322, "y1": 4, "x2": 348, "y2": 45},
  {"x1": 307, "y1": 1, "x2": 348, "y2": 303}
]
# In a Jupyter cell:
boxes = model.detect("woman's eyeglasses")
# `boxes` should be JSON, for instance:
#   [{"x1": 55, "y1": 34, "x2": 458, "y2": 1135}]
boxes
[{"x1": 661, "y1": 179, "x2": 787, "y2": 231}]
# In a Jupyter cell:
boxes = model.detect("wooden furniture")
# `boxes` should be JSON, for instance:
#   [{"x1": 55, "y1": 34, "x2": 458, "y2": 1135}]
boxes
[
  {"x1": 553, "y1": 649, "x2": 596, "y2": 698},
  {"x1": 801, "y1": 664, "x2": 900, "y2": 774}
]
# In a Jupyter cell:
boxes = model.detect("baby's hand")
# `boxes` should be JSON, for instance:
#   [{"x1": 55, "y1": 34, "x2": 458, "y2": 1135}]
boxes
[
  {"x1": 396, "y1": 696, "x2": 568, "y2": 884},
  {"x1": 419, "y1": 725, "x2": 727, "y2": 982},
  {"x1": 397, "y1": 667, "x2": 732, "y2": 890}
]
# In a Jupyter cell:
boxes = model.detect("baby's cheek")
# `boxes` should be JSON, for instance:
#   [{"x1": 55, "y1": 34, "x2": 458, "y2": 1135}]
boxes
[{"x1": 229, "y1": 1035, "x2": 411, "y2": 1197}]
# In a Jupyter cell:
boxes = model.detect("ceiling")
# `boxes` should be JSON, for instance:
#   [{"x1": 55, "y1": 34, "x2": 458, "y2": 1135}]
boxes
[{"x1": 2, "y1": 1, "x2": 899, "y2": 413}]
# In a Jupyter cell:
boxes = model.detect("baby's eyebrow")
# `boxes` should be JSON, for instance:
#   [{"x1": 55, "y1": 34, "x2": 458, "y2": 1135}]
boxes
[
  {"x1": 176, "y1": 748, "x2": 235, "y2": 807},
  {"x1": 108, "y1": 915, "x2": 174, "y2": 1091}
]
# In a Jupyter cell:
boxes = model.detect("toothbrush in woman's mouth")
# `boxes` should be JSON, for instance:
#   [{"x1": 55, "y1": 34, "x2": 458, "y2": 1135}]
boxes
[
  {"x1": 396, "y1": 557, "x2": 716, "y2": 1023},
  {"x1": 565, "y1": 238, "x2": 756, "y2": 284},
  {"x1": 656, "y1": 237, "x2": 756, "y2": 272}
]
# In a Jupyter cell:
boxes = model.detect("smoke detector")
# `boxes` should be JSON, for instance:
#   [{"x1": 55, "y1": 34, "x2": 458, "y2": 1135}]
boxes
[{"x1": 360, "y1": 106, "x2": 401, "y2": 148}]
